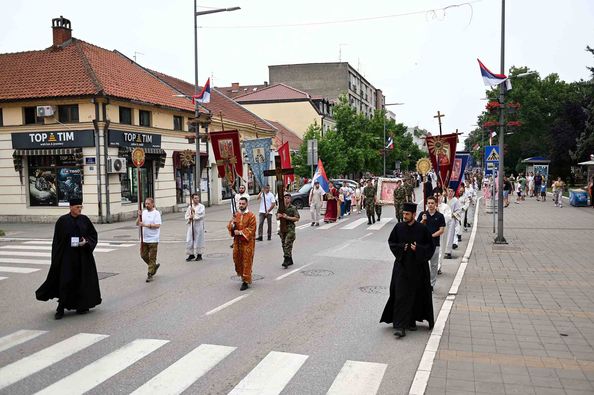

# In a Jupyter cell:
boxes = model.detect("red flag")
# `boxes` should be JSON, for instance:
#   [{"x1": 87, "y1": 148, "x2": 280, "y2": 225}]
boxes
[
  {"x1": 210, "y1": 130, "x2": 243, "y2": 186},
  {"x1": 278, "y1": 142, "x2": 294, "y2": 185},
  {"x1": 425, "y1": 133, "x2": 458, "y2": 188}
]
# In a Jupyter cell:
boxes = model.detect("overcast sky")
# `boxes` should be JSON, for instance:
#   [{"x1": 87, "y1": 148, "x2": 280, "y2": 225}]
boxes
[{"x1": 2, "y1": 0, "x2": 593, "y2": 142}]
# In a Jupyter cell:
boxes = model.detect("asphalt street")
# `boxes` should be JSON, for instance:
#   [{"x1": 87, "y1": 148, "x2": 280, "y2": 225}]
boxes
[{"x1": 0, "y1": 192, "x2": 469, "y2": 394}]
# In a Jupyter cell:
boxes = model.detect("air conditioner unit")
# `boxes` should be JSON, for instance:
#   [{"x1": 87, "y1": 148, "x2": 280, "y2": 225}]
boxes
[
  {"x1": 107, "y1": 157, "x2": 127, "y2": 174},
  {"x1": 36, "y1": 106, "x2": 56, "y2": 117}
]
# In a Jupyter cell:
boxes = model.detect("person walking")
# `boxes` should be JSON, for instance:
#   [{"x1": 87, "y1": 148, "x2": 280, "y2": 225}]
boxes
[
  {"x1": 354, "y1": 184, "x2": 362, "y2": 214},
  {"x1": 137, "y1": 197, "x2": 162, "y2": 283},
  {"x1": 444, "y1": 188, "x2": 461, "y2": 259},
  {"x1": 540, "y1": 177, "x2": 547, "y2": 202},
  {"x1": 309, "y1": 181, "x2": 324, "y2": 226},
  {"x1": 324, "y1": 182, "x2": 339, "y2": 223},
  {"x1": 278, "y1": 192, "x2": 300, "y2": 268},
  {"x1": 393, "y1": 179, "x2": 406, "y2": 222},
  {"x1": 233, "y1": 184, "x2": 250, "y2": 211},
  {"x1": 256, "y1": 185, "x2": 276, "y2": 241},
  {"x1": 35, "y1": 199, "x2": 101, "y2": 319},
  {"x1": 380, "y1": 202, "x2": 435, "y2": 338},
  {"x1": 185, "y1": 193, "x2": 205, "y2": 261},
  {"x1": 373, "y1": 179, "x2": 382, "y2": 221},
  {"x1": 534, "y1": 172, "x2": 543, "y2": 201},
  {"x1": 417, "y1": 196, "x2": 445, "y2": 292},
  {"x1": 404, "y1": 178, "x2": 416, "y2": 203},
  {"x1": 228, "y1": 197, "x2": 257, "y2": 291},
  {"x1": 553, "y1": 177, "x2": 565, "y2": 208},
  {"x1": 588, "y1": 176, "x2": 594, "y2": 208},
  {"x1": 364, "y1": 179, "x2": 377, "y2": 225}
]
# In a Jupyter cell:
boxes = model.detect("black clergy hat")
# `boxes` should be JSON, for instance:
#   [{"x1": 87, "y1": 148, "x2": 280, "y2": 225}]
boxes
[
  {"x1": 403, "y1": 202, "x2": 417, "y2": 213},
  {"x1": 69, "y1": 198, "x2": 83, "y2": 206}
]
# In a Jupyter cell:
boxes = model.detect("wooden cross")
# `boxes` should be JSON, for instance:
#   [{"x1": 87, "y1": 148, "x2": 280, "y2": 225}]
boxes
[
  {"x1": 433, "y1": 110, "x2": 445, "y2": 136},
  {"x1": 263, "y1": 155, "x2": 294, "y2": 233}
]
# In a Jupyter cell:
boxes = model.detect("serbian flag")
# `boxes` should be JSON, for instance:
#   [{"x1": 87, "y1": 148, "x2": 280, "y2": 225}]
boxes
[
  {"x1": 472, "y1": 143, "x2": 480, "y2": 151},
  {"x1": 192, "y1": 78, "x2": 211, "y2": 104},
  {"x1": 385, "y1": 137, "x2": 394, "y2": 150},
  {"x1": 311, "y1": 158, "x2": 329, "y2": 193},
  {"x1": 477, "y1": 59, "x2": 507, "y2": 87},
  {"x1": 278, "y1": 141, "x2": 294, "y2": 185}
]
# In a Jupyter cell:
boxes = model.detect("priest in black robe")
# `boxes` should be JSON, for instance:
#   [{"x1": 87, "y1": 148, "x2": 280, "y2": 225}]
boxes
[
  {"x1": 380, "y1": 202, "x2": 435, "y2": 337},
  {"x1": 36, "y1": 199, "x2": 102, "y2": 319}
]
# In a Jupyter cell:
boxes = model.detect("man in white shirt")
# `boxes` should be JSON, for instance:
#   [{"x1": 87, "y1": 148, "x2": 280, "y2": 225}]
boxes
[
  {"x1": 136, "y1": 197, "x2": 162, "y2": 282},
  {"x1": 232, "y1": 184, "x2": 250, "y2": 213},
  {"x1": 256, "y1": 184, "x2": 276, "y2": 241},
  {"x1": 185, "y1": 193, "x2": 205, "y2": 261},
  {"x1": 309, "y1": 181, "x2": 324, "y2": 226},
  {"x1": 444, "y1": 188, "x2": 462, "y2": 259}
]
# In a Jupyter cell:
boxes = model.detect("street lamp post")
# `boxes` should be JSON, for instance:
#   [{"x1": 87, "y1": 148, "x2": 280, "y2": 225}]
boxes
[
  {"x1": 193, "y1": 1, "x2": 240, "y2": 198},
  {"x1": 383, "y1": 103, "x2": 404, "y2": 176},
  {"x1": 495, "y1": 0, "x2": 506, "y2": 244}
]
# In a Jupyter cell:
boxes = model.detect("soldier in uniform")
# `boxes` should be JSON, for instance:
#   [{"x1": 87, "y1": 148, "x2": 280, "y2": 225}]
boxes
[
  {"x1": 404, "y1": 178, "x2": 415, "y2": 203},
  {"x1": 364, "y1": 179, "x2": 377, "y2": 225},
  {"x1": 393, "y1": 179, "x2": 406, "y2": 222},
  {"x1": 277, "y1": 192, "x2": 300, "y2": 268}
]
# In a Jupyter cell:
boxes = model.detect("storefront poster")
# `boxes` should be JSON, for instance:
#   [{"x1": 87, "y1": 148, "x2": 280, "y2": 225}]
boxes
[
  {"x1": 57, "y1": 168, "x2": 83, "y2": 206},
  {"x1": 29, "y1": 168, "x2": 58, "y2": 206}
]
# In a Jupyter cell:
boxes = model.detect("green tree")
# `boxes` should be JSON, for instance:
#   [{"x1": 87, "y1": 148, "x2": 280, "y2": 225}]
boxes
[{"x1": 292, "y1": 122, "x2": 347, "y2": 178}]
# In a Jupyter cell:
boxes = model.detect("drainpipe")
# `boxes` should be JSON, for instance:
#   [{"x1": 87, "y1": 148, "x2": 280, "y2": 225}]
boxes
[
  {"x1": 102, "y1": 102, "x2": 111, "y2": 222},
  {"x1": 92, "y1": 100, "x2": 103, "y2": 222}
]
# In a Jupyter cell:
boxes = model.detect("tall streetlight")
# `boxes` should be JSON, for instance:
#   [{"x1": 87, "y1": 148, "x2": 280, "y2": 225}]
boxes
[
  {"x1": 494, "y1": 0, "x2": 507, "y2": 244},
  {"x1": 383, "y1": 103, "x2": 405, "y2": 176},
  {"x1": 193, "y1": 2, "x2": 240, "y2": 197}
]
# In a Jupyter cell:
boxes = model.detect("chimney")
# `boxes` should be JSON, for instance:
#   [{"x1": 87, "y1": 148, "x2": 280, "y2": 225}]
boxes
[
  {"x1": 231, "y1": 82, "x2": 240, "y2": 92},
  {"x1": 52, "y1": 16, "x2": 72, "y2": 47},
  {"x1": 264, "y1": 81, "x2": 269, "y2": 87}
]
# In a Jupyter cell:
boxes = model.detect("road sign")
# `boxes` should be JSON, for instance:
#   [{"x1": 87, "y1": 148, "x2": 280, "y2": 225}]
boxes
[
  {"x1": 307, "y1": 139, "x2": 318, "y2": 166},
  {"x1": 484, "y1": 145, "x2": 500, "y2": 176}
]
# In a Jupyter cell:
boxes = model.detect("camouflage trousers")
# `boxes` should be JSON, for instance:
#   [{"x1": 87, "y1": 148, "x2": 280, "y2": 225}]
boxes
[
  {"x1": 375, "y1": 204, "x2": 382, "y2": 217},
  {"x1": 280, "y1": 231, "x2": 296, "y2": 258},
  {"x1": 394, "y1": 203, "x2": 404, "y2": 222},
  {"x1": 365, "y1": 202, "x2": 375, "y2": 217}
]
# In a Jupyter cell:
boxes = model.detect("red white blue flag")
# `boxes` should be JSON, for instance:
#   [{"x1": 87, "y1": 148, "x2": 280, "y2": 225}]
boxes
[
  {"x1": 477, "y1": 59, "x2": 507, "y2": 87},
  {"x1": 311, "y1": 158, "x2": 329, "y2": 193},
  {"x1": 385, "y1": 137, "x2": 394, "y2": 150},
  {"x1": 192, "y1": 78, "x2": 211, "y2": 104}
]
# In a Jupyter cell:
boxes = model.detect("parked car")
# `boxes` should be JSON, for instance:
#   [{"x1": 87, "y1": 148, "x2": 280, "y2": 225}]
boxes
[
  {"x1": 289, "y1": 183, "x2": 312, "y2": 209},
  {"x1": 330, "y1": 179, "x2": 360, "y2": 190}
]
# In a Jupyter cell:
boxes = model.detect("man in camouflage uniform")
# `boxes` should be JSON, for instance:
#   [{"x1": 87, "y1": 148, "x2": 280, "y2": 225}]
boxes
[
  {"x1": 393, "y1": 179, "x2": 406, "y2": 222},
  {"x1": 278, "y1": 192, "x2": 300, "y2": 268},
  {"x1": 364, "y1": 179, "x2": 377, "y2": 225},
  {"x1": 404, "y1": 178, "x2": 415, "y2": 203}
]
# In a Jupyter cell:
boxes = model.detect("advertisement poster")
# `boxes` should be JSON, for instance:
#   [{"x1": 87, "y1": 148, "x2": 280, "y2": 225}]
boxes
[
  {"x1": 29, "y1": 168, "x2": 58, "y2": 206},
  {"x1": 57, "y1": 168, "x2": 83, "y2": 206}
]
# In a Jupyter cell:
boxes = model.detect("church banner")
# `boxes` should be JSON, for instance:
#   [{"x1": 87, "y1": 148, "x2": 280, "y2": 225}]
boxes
[
  {"x1": 210, "y1": 130, "x2": 243, "y2": 187},
  {"x1": 448, "y1": 152, "x2": 470, "y2": 193},
  {"x1": 425, "y1": 133, "x2": 458, "y2": 188},
  {"x1": 278, "y1": 141, "x2": 294, "y2": 186},
  {"x1": 243, "y1": 137, "x2": 272, "y2": 188}
]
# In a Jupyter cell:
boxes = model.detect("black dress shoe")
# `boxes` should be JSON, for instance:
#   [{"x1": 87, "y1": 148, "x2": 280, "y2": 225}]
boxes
[
  {"x1": 186, "y1": 255, "x2": 195, "y2": 261},
  {"x1": 240, "y1": 282, "x2": 249, "y2": 291},
  {"x1": 311, "y1": 222, "x2": 315, "y2": 226},
  {"x1": 394, "y1": 328, "x2": 406, "y2": 338},
  {"x1": 437, "y1": 269, "x2": 442, "y2": 275},
  {"x1": 444, "y1": 253, "x2": 453, "y2": 259},
  {"x1": 457, "y1": 235, "x2": 462, "y2": 242},
  {"x1": 267, "y1": 236, "x2": 271, "y2": 240},
  {"x1": 195, "y1": 254, "x2": 202, "y2": 261},
  {"x1": 154, "y1": 263, "x2": 161, "y2": 275},
  {"x1": 55, "y1": 308, "x2": 64, "y2": 320},
  {"x1": 256, "y1": 237, "x2": 263, "y2": 242}
]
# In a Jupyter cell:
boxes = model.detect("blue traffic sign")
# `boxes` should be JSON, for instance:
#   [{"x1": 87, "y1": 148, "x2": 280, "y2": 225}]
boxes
[{"x1": 484, "y1": 145, "x2": 500, "y2": 176}]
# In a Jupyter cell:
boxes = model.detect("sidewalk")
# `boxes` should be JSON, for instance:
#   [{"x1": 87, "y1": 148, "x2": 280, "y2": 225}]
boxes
[{"x1": 425, "y1": 197, "x2": 594, "y2": 395}]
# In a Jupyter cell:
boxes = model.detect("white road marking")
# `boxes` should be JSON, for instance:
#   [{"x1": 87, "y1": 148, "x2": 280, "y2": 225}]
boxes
[
  {"x1": 35, "y1": 338, "x2": 169, "y2": 395},
  {"x1": 131, "y1": 344, "x2": 236, "y2": 395},
  {"x1": 327, "y1": 360, "x2": 387, "y2": 395},
  {"x1": 275, "y1": 262, "x2": 315, "y2": 281},
  {"x1": 359, "y1": 233, "x2": 373, "y2": 240},
  {"x1": 367, "y1": 218, "x2": 393, "y2": 230},
  {"x1": 228, "y1": 351, "x2": 309, "y2": 395},
  {"x1": 0, "y1": 258, "x2": 50, "y2": 265},
  {"x1": 0, "y1": 333, "x2": 108, "y2": 390},
  {"x1": 0, "y1": 329, "x2": 47, "y2": 353},
  {"x1": 0, "y1": 266, "x2": 40, "y2": 274},
  {"x1": 340, "y1": 218, "x2": 369, "y2": 230},
  {"x1": 0, "y1": 277, "x2": 6, "y2": 281},
  {"x1": 0, "y1": 246, "x2": 114, "y2": 253},
  {"x1": 318, "y1": 221, "x2": 341, "y2": 230},
  {"x1": 21, "y1": 241, "x2": 135, "y2": 247},
  {"x1": 296, "y1": 223, "x2": 311, "y2": 230},
  {"x1": 0, "y1": 251, "x2": 50, "y2": 257},
  {"x1": 204, "y1": 294, "x2": 250, "y2": 316}
]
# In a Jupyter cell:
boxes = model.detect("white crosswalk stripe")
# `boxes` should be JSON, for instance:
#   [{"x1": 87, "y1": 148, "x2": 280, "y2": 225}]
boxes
[
  {"x1": 22, "y1": 240, "x2": 135, "y2": 247},
  {"x1": 0, "y1": 333, "x2": 108, "y2": 390},
  {"x1": 0, "y1": 258, "x2": 50, "y2": 265},
  {"x1": 0, "y1": 251, "x2": 50, "y2": 257},
  {"x1": 327, "y1": 360, "x2": 387, "y2": 395},
  {"x1": 340, "y1": 218, "x2": 369, "y2": 230},
  {"x1": 367, "y1": 217, "x2": 393, "y2": 230},
  {"x1": 35, "y1": 339, "x2": 169, "y2": 395},
  {"x1": 131, "y1": 344, "x2": 236, "y2": 395},
  {"x1": 318, "y1": 221, "x2": 341, "y2": 230},
  {"x1": 0, "y1": 266, "x2": 40, "y2": 274},
  {"x1": 0, "y1": 245, "x2": 115, "y2": 253},
  {"x1": 0, "y1": 276, "x2": 6, "y2": 281},
  {"x1": 229, "y1": 351, "x2": 309, "y2": 395},
  {"x1": 0, "y1": 329, "x2": 47, "y2": 353}
]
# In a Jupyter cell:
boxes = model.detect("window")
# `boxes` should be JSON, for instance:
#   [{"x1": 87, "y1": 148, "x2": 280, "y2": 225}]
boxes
[
  {"x1": 28, "y1": 155, "x2": 82, "y2": 207},
  {"x1": 173, "y1": 115, "x2": 183, "y2": 131},
  {"x1": 58, "y1": 105, "x2": 79, "y2": 123},
  {"x1": 120, "y1": 159, "x2": 154, "y2": 204},
  {"x1": 119, "y1": 106, "x2": 132, "y2": 125},
  {"x1": 139, "y1": 110, "x2": 151, "y2": 127},
  {"x1": 24, "y1": 107, "x2": 43, "y2": 125}
]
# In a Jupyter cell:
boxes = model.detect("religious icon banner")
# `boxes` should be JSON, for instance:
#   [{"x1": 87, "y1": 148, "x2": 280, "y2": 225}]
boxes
[
  {"x1": 448, "y1": 152, "x2": 470, "y2": 194},
  {"x1": 210, "y1": 130, "x2": 243, "y2": 187},
  {"x1": 278, "y1": 141, "x2": 294, "y2": 186},
  {"x1": 243, "y1": 137, "x2": 272, "y2": 188},
  {"x1": 425, "y1": 133, "x2": 458, "y2": 188}
]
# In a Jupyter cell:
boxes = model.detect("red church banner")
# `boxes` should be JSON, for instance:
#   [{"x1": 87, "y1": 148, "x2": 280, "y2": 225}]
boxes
[
  {"x1": 278, "y1": 142, "x2": 294, "y2": 185},
  {"x1": 210, "y1": 130, "x2": 243, "y2": 186},
  {"x1": 425, "y1": 133, "x2": 458, "y2": 188}
]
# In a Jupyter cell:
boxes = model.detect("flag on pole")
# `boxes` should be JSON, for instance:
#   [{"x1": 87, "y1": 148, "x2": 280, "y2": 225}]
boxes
[
  {"x1": 311, "y1": 158, "x2": 329, "y2": 193},
  {"x1": 477, "y1": 59, "x2": 508, "y2": 87},
  {"x1": 472, "y1": 143, "x2": 480, "y2": 151},
  {"x1": 278, "y1": 141, "x2": 294, "y2": 185},
  {"x1": 385, "y1": 137, "x2": 394, "y2": 150},
  {"x1": 192, "y1": 78, "x2": 211, "y2": 104}
]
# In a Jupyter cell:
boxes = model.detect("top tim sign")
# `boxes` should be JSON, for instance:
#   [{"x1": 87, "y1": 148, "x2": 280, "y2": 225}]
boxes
[
  {"x1": 108, "y1": 130, "x2": 161, "y2": 149},
  {"x1": 11, "y1": 130, "x2": 95, "y2": 149}
]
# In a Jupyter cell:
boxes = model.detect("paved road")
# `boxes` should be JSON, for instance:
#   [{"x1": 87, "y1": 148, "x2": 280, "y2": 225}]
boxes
[{"x1": 0, "y1": 190, "x2": 472, "y2": 394}]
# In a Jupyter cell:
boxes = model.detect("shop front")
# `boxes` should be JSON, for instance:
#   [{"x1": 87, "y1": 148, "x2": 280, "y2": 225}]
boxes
[
  {"x1": 172, "y1": 150, "x2": 208, "y2": 204},
  {"x1": 11, "y1": 130, "x2": 93, "y2": 207}
]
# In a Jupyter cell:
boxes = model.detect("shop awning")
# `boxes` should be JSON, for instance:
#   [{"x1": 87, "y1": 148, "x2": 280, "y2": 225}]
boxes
[{"x1": 13, "y1": 147, "x2": 82, "y2": 156}]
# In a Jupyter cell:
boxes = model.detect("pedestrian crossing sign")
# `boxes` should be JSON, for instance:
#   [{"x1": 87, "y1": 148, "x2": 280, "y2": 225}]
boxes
[
  {"x1": 486, "y1": 147, "x2": 499, "y2": 161},
  {"x1": 484, "y1": 145, "x2": 500, "y2": 176}
]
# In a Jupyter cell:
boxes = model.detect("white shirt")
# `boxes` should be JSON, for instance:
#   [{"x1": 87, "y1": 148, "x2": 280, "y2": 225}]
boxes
[
  {"x1": 259, "y1": 192, "x2": 276, "y2": 214},
  {"x1": 310, "y1": 187, "x2": 324, "y2": 204},
  {"x1": 142, "y1": 209, "x2": 161, "y2": 243}
]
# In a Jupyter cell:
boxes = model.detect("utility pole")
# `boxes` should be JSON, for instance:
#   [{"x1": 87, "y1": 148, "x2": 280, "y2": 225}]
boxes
[{"x1": 495, "y1": 0, "x2": 507, "y2": 244}]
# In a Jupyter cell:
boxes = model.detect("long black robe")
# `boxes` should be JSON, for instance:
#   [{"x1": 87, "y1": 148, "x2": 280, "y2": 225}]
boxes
[
  {"x1": 380, "y1": 220, "x2": 435, "y2": 329},
  {"x1": 36, "y1": 213, "x2": 102, "y2": 310}
]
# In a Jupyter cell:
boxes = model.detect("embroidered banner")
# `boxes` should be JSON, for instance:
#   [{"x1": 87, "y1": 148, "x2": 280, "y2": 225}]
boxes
[
  {"x1": 425, "y1": 133, "x2": 458, "y2": 188},
  {"x1": 243, "y1": 137, "x2": 272, "y2": 188},
  {"x1": 448, "y1": 152, "x2": 471, "y2": 193},
  {"x1": 278, "y1": 141, "x2": 294, "y2": 185},
  {"x1": 210, "y1": 130, "x2": 243, "y2": 186}
]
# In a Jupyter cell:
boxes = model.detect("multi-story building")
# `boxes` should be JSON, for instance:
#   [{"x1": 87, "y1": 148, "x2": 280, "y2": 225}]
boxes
[
  {"x1": 268, "y1": 62, "x2": 385, "y2": 118},
  {"x1": 0, "y1": 16, "x2": 275, "y2": 223}
]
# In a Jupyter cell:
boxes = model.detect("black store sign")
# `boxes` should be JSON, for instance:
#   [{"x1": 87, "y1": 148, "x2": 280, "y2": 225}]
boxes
[
  {"x1": 109, "y1": 130, "x2": 161, "y2": 148},
  {"x1": 12, "y1": 130, "x2": 95, "y2": 149}
]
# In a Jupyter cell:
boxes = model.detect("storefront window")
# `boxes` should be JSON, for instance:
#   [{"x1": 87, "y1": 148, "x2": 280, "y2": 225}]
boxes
[
  {"x1": 28, "y1": 155, "x2": 82, "y2": 207},
  {"x1": 120, "y1": 161, "x2": 154, "y2": 204},
  {"x1": 175, "y1": 168, "x2": 194, "y2": 204}
]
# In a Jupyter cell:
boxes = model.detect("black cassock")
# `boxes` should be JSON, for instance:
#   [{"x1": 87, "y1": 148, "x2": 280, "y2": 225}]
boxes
[
  {"x1": 380, "y1": 221, "x2": 435, "y2": 329},
  {"x1": 36, "y1": 214, "x2": 102, "y2": 310}
]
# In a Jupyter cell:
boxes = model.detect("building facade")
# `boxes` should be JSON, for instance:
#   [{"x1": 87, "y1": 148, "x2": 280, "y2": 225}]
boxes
[{"x1": 0, "y1": 17, "x2": 275, "y2": 223}]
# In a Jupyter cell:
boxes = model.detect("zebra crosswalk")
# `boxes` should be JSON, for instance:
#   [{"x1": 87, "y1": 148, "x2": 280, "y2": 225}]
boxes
[
  {"x1": 0, "y1": 240, "x2": 134, "y2": 282},
  {"x1": 316, "y1": 217, "x2": 394, "y2": 231},
  {"x1": 0, "y1": 329, "x2": 389, "y2": 394}
]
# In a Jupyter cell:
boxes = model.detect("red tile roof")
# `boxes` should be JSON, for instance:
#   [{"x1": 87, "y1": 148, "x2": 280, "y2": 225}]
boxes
[
  {"x1": 235, "y1": 83, "x2": 312, "y2": 103},
  {"x1": 216, "y1": 83, "x2": 268, "y2": 99},
  {"x1": 267, "y1": 120, "x2": 303, "y2": 151}
]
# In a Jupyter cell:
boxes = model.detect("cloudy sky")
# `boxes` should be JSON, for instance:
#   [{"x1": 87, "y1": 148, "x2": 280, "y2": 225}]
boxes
[{"x1": 2, "y1": 0, "x2": 593, "y2": 142}]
